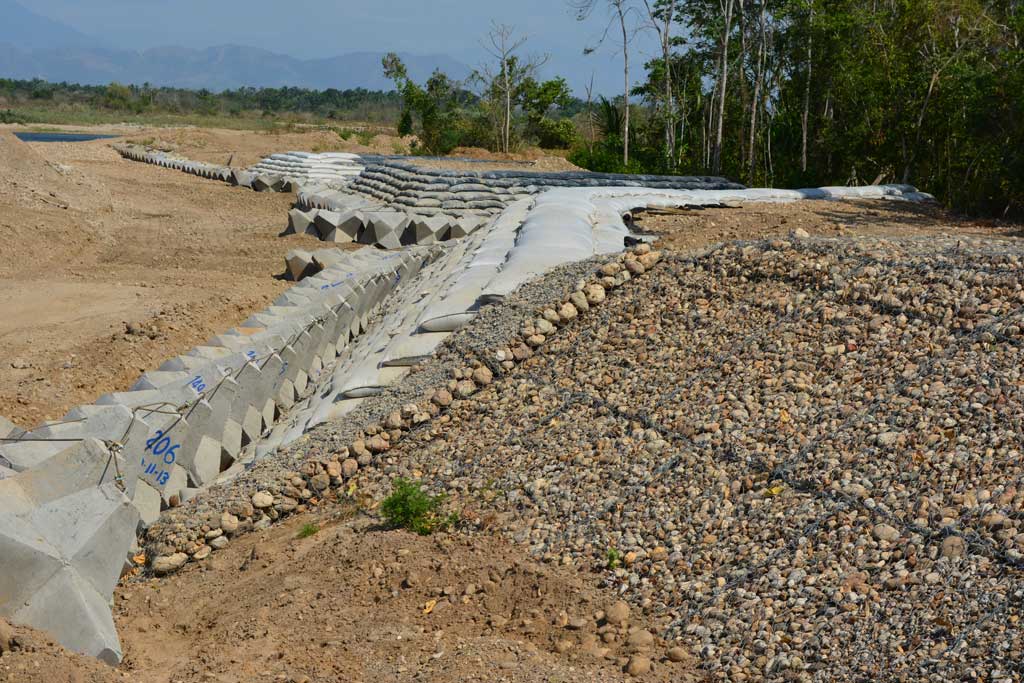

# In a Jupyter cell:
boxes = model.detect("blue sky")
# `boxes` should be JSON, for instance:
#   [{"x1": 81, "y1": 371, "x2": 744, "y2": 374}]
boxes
[{"x1": 25, "y1": 0, "x2": 661, "y2": 94}]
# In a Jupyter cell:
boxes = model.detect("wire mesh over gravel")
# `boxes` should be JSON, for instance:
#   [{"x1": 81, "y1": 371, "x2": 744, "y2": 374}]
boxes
[{"x1": 350, "y1": 235, "x2": 1024, "y2": 681}]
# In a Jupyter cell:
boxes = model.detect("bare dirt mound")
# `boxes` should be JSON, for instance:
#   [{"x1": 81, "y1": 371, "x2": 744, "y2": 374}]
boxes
[
  {"x1": 113, "y1": 510, "x2": 694, "y2": 683},
  {"x1": 0, "y1": 132, "x2": 105, "y2": 212},
  {"x1": 0, "y1": 619, "x2": 124, "y2": 683},
  {"x1": 630, "y1": 198, "x2": 1018, "y2": 251},
  {"x1": 421, "y1": 146, "x2": 582, "y2": 172}
]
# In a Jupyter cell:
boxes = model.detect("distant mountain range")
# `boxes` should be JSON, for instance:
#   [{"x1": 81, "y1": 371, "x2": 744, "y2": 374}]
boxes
[{"x1": 0, "y1": 0, "x2": 470, "y2": 91}]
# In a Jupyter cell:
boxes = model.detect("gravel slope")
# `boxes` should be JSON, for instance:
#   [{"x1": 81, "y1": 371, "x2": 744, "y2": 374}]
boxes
[{"x1": 343, "y1": 235, "x2": 1024, "y2": 680}]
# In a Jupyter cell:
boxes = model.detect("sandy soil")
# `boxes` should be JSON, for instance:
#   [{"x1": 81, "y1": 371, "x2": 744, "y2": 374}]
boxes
[
  {"x1": 630, "y1": 198, "x2": 1019, "y2": 251},
  {"x1": 0, "y1": 132, "x2": 328, "y2": 427}
]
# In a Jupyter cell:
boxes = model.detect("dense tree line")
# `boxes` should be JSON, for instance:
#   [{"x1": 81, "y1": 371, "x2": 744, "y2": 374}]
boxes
[
  {"x1": 0, "y1": 78, "x2": 406, "y2": 122},
  {"x1": 571, "y1": 0, "x2": 1023, "y2": 217}
]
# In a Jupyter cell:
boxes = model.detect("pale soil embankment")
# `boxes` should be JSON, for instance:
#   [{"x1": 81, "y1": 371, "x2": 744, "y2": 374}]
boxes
[{"x1": 0, "y1": 130, "x2": 319, "y2": 426}]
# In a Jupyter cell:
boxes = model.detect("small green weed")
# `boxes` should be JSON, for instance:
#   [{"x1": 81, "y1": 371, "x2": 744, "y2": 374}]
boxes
[
  {"x1": 297, "y1": 522, "x2": 320, "y2": 539},
  {"x1": 380, "y1": 478, "x2": 458, "y2": 535},
  {"x1": 606, "y1": 548, "x2": 622, "y2": 570}
]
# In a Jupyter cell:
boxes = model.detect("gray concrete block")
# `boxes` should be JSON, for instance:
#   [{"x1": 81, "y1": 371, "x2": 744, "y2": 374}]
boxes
[
  {"x1": 361, "y1": 211, "x2": 409, "y2": 247},
  {"x1": 132, "y1": 479, "x2": 162, "y2": 526},
  {"x1": 251, "y1": 175, "x2": 275, "y2": 192},
  {"x1": 449, "y1": 216, "x2": 487, "y2": 239},
  {"x1": 312, "y1": 249, "x2": 347, "y2": 270},
  {"x1": 231, "y1": 170, "x2": 255, "y2": 188},
  {"x1": 0, "y1": 438, "x2": 139, "y2": 664},
  {"x1": 314, "y1": 209, "x2": 363, "y2": 242},
  {"x1": 285, "y1": 249, "x2": 318, "y2": 281},
  {"x1": 0, "y1": 416, "x2": 24, "y2": 440},
  {"x1": 0, "y1": 440, "x2": 67, "y2": 472},
  {"x1": 412, "y1": 216, "x2": 451, "y2": 245},
  {"x1": 286, "y1": 208, "x2": 318, "y2": 236}
]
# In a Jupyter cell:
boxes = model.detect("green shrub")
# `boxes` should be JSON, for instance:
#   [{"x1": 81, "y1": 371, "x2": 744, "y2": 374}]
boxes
[
  {"x1": 534, "y1": 117, "x2": 579, "y2": 150},
  {"x1": 380, "y1": 478, "x2": 457, "y2": 535},
  {"x1": 0, "y1": 109, "x2": 27, "y2": 124},
  {"x1": 569, "y1": 138, "x2": 646, "y2": 175},
  {"x1": 297, "y1": 522, "x2": 319, "y2": 538}
]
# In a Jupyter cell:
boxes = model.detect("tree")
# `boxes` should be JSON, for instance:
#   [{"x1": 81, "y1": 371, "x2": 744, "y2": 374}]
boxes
[
  {"x1": 571, "y1": 0, "x2": 641, "y2": 167},
  {"x1": 641, "y1": 0, "x2": 679, "y2": 167},
  {"x1": 475, "y1": 23, "x2": 549, "y2": 153},
  {"x1": 383, "y1": 53, "x2": 466, "y2": 154},
  {"x1": 711, "y1": 0, "x2": 736, "y2": 174},
  {"x1": 520, "y1": 76, "x2": 575, "y2": 147}
]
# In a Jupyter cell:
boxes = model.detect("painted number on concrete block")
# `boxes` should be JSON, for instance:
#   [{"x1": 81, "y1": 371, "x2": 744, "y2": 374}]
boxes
[
  {"x1": 141, "y1": 428, "x2": 181, "y2": 486},
  {"x1": 188, "y1": 375, "x2": 207, "y2": 393}
]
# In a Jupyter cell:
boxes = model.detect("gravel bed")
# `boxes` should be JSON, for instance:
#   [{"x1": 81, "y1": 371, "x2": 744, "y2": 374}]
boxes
[{"x1": 345, "y1": 235, "x2": 1024, "y2": 681}]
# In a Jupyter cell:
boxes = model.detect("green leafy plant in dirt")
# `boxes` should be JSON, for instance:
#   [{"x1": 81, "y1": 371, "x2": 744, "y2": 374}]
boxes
[
  {"x1": 297, "y1": 523, "x2": 320, "y2": 539},
  {"x1": 380, "y1": 478, "x2": 458, "y2": 535},
  {"x1": 606, "y1": 548, "x2": 623, "y2": 570}
]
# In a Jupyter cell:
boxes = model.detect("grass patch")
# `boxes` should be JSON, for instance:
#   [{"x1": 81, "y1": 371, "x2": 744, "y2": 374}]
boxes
[
  {"x1": 333, "y1": 127, "x2": 376, "y2": 146},
  {"x1": 297, "y1": 522, "x2": 320, "y2": 539},
  {"x1": 380, "y1": 478, "x2": 458, "y2": 535},
  {"x1": 606, "y1": 548, "x2": 622, "y2": 570}
]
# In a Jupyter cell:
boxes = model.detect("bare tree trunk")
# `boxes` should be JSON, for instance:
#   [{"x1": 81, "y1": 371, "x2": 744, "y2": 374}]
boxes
[
  {"x1": 738, "y1": 0, "x2": 748, "y2": 172},
  {"x1": 712, "y1": 0, "x2": 735, "y2": 175},
  {"x1": 502, "y1": 57, "x2": 511, "y2": 153},
  {"x1": 664, "y1": 21, "x2": 676, "y2": 167},
  {"x1": 616, "y1": 0, "x2": 631, "y2": 167},
  {"x1": 801, "y1": 3, "x2": 814, "y2": 173},
  {"x1": 585, "y1": 74, "x2": 596, "y2": 154},
  {"x1": 482, "y1": 23, "x2": 536, "y2": 155},
  {"x1": 902, "y1": 69, "x2": 940, "y2": 183},
  {"x1": 679, "y1": 77, "x2": 689, "y2": 168},
  {"x1": 748, "y1": 0, "x2": 767, "y2": 180},
  {"x1": 705, "y1": 81, "x2": 716, "y2": 168},
  {"x1": 644, "y1": 0, "x2": 677, "y2": 168}
]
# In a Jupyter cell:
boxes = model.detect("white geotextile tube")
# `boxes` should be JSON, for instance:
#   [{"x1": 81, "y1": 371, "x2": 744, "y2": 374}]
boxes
[
  {"x1": 579, "y1": 183, "x2": 934, "y2": 209},
  {"x1": 480, "y1": 190, "x2": 601, "y2": 302},
  {"x1": 417, "y1": 199, "x2": 531, "y2": 331}
]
